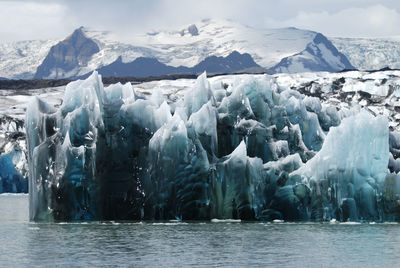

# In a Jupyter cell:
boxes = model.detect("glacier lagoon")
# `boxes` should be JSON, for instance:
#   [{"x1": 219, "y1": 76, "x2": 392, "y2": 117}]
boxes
[
  {"x1": 25, "y1": 71, "x2": 400, "y2": 222},
  {"x1": 1, "y1": 194, "x2": 400, "y2": 267}
]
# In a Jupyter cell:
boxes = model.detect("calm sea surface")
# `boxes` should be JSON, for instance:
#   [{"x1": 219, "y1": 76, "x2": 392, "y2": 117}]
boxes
[{"x1": 1, "y1": 194, "x2": 400, "y2": 267}]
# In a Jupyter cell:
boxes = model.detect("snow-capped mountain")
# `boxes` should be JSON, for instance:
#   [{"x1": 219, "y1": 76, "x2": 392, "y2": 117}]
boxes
[
  {"x1": 34, "y1": 27, "x2": 100, "y2": 79},
  {"x1": 8, "y1": 19, "x2": 400, "y2": 79},
  {"x1": 331, "y1": 37, "x2": 400, "y2": 71},
  {"x1": 273, "y1": 33, "x2": 354, "y2": 73},
  {"x1": 139, "y1": 20, "x2": 334, "y2": 68},
  {"x1": 0, "y1": 19, "x2": 354, "y2": 79},
  {"x1": 140, "y1": 20, "x2": 353, "y2": 74}
]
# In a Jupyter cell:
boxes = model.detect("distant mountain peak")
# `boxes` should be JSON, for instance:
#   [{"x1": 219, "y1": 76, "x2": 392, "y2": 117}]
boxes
[
  {"x1": 34, "y1": 27, "x2": 100, "y2": 79},
  {"x1": 68, "y1": 26, "x2": 90, "y2": 43},
  {"x1": 272, "y1": 32, "x2": 354, "y2": 73}
]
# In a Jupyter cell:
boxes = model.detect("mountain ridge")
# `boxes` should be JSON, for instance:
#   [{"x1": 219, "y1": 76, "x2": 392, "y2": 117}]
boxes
[
  {"x1": 94, "y1": 50, "x2": 265, "y2": 78},
  {"x1": 0, "y1": 19, "x2": 358, "y2": 79}
]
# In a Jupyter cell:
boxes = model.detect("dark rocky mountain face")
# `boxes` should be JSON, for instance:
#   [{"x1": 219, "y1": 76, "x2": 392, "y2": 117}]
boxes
[
  {"x1": 272, "y1": 33, "x2": 355, "y2": 73},
  {"x1": 192, "y1": 51, "x2": 261, "y2": 74},
  {"x1": 35, "y1": 27, "x2": 99, "y2": 79},
  {"x1": 312, "y1": 33, "x2": 354, "y2": 70},
  {"x1": 95, "y1": 51, "x2": 262, "y2": 78},
  {"x1": 95, "y1": 56, "x2": 190, "y2": 78}
]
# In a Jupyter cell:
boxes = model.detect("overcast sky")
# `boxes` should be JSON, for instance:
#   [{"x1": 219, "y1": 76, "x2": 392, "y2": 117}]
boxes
[{"x1": 1, "y1": 0, "x2": 400, "y2": 42}]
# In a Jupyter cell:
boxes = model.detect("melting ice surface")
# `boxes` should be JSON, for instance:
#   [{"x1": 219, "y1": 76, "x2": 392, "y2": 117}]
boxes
[{"x1": 26, "y1": 71, "x2": 399, "y2": 222}]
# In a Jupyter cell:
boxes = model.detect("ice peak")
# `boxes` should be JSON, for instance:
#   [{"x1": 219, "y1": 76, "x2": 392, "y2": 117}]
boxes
[{"x1": 231, "y1": 140, "x2": 247, "y2": 159}]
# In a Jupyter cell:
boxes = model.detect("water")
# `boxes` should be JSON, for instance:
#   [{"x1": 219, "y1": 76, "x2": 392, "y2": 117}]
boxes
[{"x1": 1, "y1": 194, "x2": 400, "y2": 267}]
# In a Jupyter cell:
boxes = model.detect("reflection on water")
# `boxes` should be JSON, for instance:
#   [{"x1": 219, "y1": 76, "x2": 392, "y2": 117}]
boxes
[{"x1": 0, "y1": 194, "x2": 400, "y2": 267}]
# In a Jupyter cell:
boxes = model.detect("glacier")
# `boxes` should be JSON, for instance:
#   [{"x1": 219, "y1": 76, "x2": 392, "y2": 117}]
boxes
[{"x1": 25, "y1": 71, "x2": 400, "y2": 222}]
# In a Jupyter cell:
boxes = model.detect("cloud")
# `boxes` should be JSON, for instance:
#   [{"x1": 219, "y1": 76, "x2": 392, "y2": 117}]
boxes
[
  {"x1": 1, "y1": 1, "x2": 400, "y2": 42},
  {"x1": 0, "y1": 1, "x2": 76, "y2": 42},
  {"x1": 56, "y1": 0, "x2": 257, "y2": 43},
  {"x1": 264, "y1": 4, "x2": 400, "y2": 37},
  {"x1": 83, "y1": 0, "x2": 252, "y2": 34}
]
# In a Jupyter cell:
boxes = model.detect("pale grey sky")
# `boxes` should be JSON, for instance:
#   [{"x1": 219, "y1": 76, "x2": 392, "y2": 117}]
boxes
[{"x1": 1, "y1": 0, "x2": 400, "y2": 42}]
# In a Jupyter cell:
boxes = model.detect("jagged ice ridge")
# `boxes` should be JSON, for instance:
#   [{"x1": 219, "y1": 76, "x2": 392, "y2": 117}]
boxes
[{"x1": 26, "y1": 72, "x2": 400, "y2": 222}]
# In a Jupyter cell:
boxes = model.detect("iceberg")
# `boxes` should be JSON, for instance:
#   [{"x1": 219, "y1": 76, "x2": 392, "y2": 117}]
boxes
[
  {"x1": 26, "y1": 71, "x2": 399, "y2": 222},
  {"x1": 0, "y1": 115, "x2": 28, "y2": 194},
  {"x1": 292, "y1": 111, "x2": 389, "y2": 221},
  {"x1": 0, "y1": 148, "x2": 27, "y2": 193}
]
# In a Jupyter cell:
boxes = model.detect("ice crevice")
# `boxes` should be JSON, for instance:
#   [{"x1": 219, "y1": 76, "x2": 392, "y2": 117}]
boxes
[{"x1": 26, "y1": 71, "x2": 399, "y2": 222}]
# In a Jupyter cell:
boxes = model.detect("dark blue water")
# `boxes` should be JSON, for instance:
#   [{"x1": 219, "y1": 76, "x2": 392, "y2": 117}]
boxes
[{"x1": 1, "y1": 194, "x2": 399, "y2": 267}]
